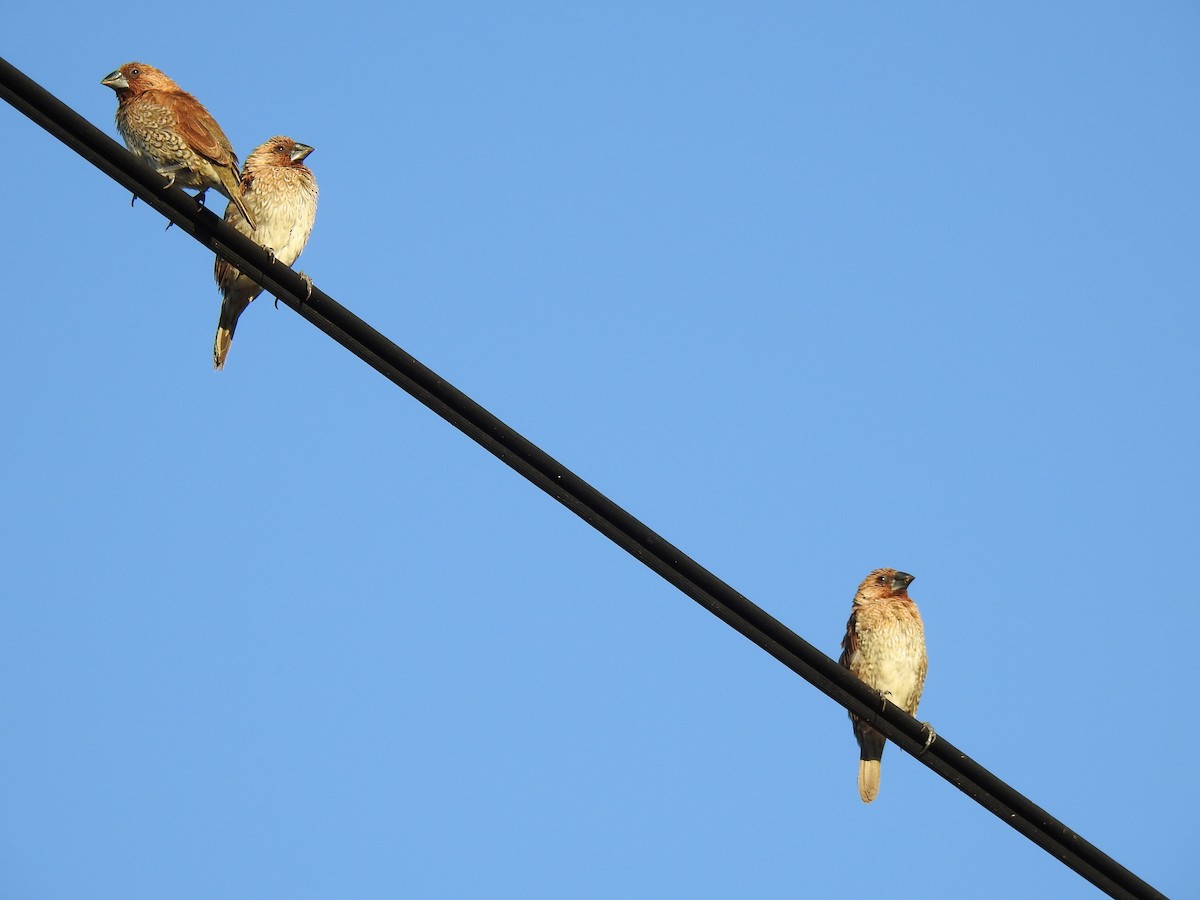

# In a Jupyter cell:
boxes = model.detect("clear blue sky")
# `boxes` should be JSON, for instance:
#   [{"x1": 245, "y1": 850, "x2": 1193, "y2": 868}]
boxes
[{"x1": 3, "y1": 4, "x2": 1195, "y2": 898}]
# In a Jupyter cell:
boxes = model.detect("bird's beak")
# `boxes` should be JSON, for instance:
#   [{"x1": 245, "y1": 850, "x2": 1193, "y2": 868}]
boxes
[
  {"x1": 100, "y1": 69, "x2": 129, "y2": 90},
  {"x1": 893, "y1": 572, "x2": 915, "y2": 590},
  {"x1": 290, "y1": 142, "x2": 314, "y2": 163}
]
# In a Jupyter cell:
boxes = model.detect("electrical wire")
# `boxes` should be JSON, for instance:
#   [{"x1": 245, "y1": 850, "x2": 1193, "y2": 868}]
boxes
[{"x1": 0, "y1": 55, "x2": 1166, "y2": 900}]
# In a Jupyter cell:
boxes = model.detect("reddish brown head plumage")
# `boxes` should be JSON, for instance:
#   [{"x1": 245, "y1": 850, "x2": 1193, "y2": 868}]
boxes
[
  {"x1": 100, "y1": 62, "x2": 181, "y2": 104},
  {"x1": 247, "y1": 136, "x2": 314, "y2": 168},
  {"x1": 855, "y1": 568, "x2": 915, "y2": 603}
]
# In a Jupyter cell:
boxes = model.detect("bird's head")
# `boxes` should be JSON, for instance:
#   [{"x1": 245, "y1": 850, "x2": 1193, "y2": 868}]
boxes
[
  {"x1": 101, "y1": 62, "x2": 175, "y2": 97},
  {"x1": 248, "y1": 136, "x2": 316, "y2": 170},
  {"x1": 858, "y1": 568, "x2": 915, "y2": 600}
]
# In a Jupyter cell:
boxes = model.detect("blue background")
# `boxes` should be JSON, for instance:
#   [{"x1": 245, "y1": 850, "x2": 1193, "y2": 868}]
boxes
[{"x1": 3, "y1": 4, "x2": 1195, "y2": 897}]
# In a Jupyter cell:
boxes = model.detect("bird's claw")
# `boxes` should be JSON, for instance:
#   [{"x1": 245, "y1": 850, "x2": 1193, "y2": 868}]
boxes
[
  {"x1": 278, "y1": 272, "x2": 313, "y2": 309},
  {"x1": 919, "y1": 722, "x2": 937, "y2": 754}
]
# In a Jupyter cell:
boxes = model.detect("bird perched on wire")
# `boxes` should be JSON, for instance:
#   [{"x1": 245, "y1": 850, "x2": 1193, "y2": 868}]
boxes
[
  {"x1": 100, "y1": 62, "x2": 256, "y2": 229},
  {"x1": 838, "y1": 568, "x2": 929, "y2": 803},
  {"x1": 213, "y1": 136, "x2": 318, "y2": 370}
]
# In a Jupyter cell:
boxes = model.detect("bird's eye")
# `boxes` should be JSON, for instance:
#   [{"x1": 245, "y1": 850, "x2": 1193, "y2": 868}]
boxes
[
  {"x1": 876, "y1": 575, "x2": 887, "y2": 585},
  {"x1": 130, "y1": 67, "x2": 140, "y2": 76}
]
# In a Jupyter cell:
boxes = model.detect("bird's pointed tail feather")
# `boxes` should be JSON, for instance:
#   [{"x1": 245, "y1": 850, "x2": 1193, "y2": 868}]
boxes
[{"x1": 855, "y1": 724, "x2": 886, "y2": 804}]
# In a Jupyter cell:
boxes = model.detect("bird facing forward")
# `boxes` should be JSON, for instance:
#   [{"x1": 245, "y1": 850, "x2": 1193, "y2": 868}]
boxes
[
  {"x1": 213, "y1": 136, "x2": 318, "y2": 370},
  {"x1": 838, "y1": 568, "x2": 928, "y2": 803},
  {"x1": 100, "y1": 62, "x2": 255, "y2": 229}
]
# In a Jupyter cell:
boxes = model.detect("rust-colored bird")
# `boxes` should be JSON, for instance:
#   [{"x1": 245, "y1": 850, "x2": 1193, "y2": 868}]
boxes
[
  {"x1": 838, "y1": 568, "x2": 929, "y2": 803},
  {"x1": 213, "y1": 136, "x2": 318, "y2": 370},
  {"x1": 100, "y1": 62, "x2": 255, "y2": 229}
]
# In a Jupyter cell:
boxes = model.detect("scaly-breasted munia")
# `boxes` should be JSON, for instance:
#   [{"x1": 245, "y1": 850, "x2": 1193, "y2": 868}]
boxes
[
  {"x1": 838, "y1": 568, "x2": 928, "y2": 803},
  {"x1": 101, "y1": 62, "x2": 256, "y2": 229},
  {"x1": 212, "y1": 136, "x2": 318, "y2": 370}
]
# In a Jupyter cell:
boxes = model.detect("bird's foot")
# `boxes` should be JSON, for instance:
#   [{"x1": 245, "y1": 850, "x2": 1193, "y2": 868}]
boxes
[
  {"x1": 919, "y1": 722, "x2": 936, "y2": 754},
  {"x1": 129, "y1": 193, "x2": 137, "y2": 209},
  {"x1": 876, "y1": 690, "x2": 893, "y2": 711},
  {"x1": 264, "y1": 249, "x2": 279, "y2": 308},
  {"x1": 278, "y1": 271, "x2": 313, "y2": 309}
]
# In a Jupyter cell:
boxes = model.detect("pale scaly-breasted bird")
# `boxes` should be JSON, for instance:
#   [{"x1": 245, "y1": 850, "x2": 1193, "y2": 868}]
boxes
[
  {"x1": 212, "y1": 136, "x2": 318, "y2": 369},
  {"x1": 100, "y1": 62, "x2": 256, "y2": 229},
  {"x1": 838, "y1": 568, "x2": 928, "y2": 803}
]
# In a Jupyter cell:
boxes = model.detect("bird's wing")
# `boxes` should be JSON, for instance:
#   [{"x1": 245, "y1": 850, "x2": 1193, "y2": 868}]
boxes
[
  {"x1": 168, "y1": 92, "x2": 236, "y2": 165},
  {"x1": 838, "y1": 607, "x2": 859, "y2": 668}
]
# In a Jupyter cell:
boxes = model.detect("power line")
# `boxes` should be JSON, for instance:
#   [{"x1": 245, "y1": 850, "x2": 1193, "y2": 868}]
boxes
[{"x1": 0, "y1": 55, "x2": 1165, "y2": 900}]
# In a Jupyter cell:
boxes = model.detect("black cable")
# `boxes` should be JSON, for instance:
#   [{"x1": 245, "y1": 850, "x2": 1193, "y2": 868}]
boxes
[{"x1": 0, "y1": 55, "x2": 1166, "y2": 900}]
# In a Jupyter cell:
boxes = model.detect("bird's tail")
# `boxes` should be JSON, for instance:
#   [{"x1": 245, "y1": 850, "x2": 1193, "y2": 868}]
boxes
[
  {"x1": 213, "y1": 298, "x2": 244, "y2": 370},
  {"x1": 855, "y1": 724, "x2": 886, "y2": 803},
  {"x1": 858, "y1": 759, "x2": 881, "y2": 803},
  {"x1": 219, "y1": 166, "x2": 256, "y2": 231},
  {"x1": 213, "y1": 326, "x2": 234, "y2": 370}
]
